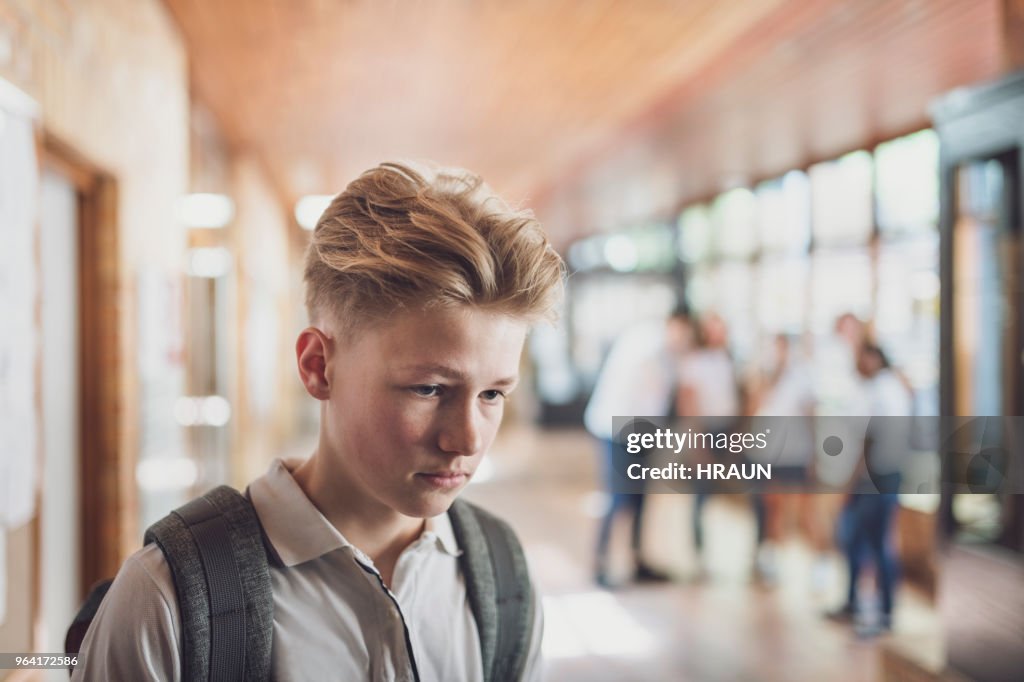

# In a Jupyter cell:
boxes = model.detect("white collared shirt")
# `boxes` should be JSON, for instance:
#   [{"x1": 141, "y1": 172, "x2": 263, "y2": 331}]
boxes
[{"x1": 72, "y1": 458, "x2": 544, "y2": 681}]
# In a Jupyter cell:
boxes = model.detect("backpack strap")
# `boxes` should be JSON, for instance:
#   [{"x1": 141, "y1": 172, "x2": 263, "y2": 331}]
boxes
[
  {"x1": 65, "y1": 579, "x2": 114, "y2": 664},
  {"x1": 448, "y1": 499, "x2": 535, "y2": 682},
  {"x1": 144, "y1": 485, "x2": 274, "y2": 682}
]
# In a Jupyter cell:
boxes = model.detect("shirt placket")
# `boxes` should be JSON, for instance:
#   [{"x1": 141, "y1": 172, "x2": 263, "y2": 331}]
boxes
[{"x1": 351, "y1": 549, "x2": 420, "y2": 682}]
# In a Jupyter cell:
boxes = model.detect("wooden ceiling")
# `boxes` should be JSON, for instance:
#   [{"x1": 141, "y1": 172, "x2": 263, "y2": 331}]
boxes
[
  {"x1": 536, "y1": 0, "x2": 1006, "y2": 239},
  {"x1": 163, "y1": 0, "x2": 1006, "y2": 244},
  {"x1": 162, "y1": 0, "x2": 788, "y2": 205}
]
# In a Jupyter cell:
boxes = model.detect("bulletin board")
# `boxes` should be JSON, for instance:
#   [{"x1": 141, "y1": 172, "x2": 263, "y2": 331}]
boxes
[{"x1": 0, "y1": 78, "x2": 41, "y2": 666}]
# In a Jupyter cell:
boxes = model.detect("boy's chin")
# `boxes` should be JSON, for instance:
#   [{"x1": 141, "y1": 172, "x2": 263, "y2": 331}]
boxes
[{"x1": 398, "y1": 492, "x2": 460, "y2": 519}]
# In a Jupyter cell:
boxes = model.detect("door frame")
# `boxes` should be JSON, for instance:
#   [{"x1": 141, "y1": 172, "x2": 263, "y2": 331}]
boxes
[{"x1": 39, "y1": 131, "x2": 124, "y2": 597}]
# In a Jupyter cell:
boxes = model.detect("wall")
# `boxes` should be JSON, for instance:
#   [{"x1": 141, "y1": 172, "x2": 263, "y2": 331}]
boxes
[
  {"x1": 230, "y1": 154, "x2": 308, "y2": 484},
  {"x1": 0, "y1": 0, "x2": 189, "y2": 664},
  {"x1": 188, "y1": 101, "x2": 312, "y2": 486}
]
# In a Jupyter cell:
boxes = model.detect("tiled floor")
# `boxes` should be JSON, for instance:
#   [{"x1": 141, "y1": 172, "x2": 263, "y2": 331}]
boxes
[{"x1": 462, "y1": 425, "x2": 942, "y2": 682}]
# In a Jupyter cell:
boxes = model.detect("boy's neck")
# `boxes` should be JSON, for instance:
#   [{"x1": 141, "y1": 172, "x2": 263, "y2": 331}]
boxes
[{"x1": 291, "y1": 450, "x2": 426, "y2": 569}]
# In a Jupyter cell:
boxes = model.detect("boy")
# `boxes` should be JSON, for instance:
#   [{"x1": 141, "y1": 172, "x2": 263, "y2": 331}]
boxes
[{"x1": 73, "y1": 161, "x2": 564, "y2": 680}]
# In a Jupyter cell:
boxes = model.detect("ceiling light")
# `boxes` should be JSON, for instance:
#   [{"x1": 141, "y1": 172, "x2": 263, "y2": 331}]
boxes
[
  {"x1": 179, "y1": 193, "x2": 234, "y2": 229},
  {"x1": 186, "y1": 247, "x2": 233, "y2": 278},
  {"x1": 136, "y1": 457, "x2": 198, "y2": 492},
  {"x1": 604, "y1": 235, "x2": 639, "y2": 272},
  {"x1": 295, "y1": 195, "x2": 334, "y2": 231},
  {"x1": 174, "y1": 395, "x2": 232, "y2": 427}
]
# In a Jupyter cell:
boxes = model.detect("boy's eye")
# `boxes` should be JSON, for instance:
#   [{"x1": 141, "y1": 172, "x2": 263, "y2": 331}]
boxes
[
  {"x1": 480, "y1": 390, "x2": 505, "y2": 402},
  {"x1": 411, "y1": 385, "x2": 442, "y2": 397}
]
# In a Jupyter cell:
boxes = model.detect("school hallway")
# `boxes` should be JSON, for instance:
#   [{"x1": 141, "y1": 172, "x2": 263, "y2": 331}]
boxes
[
  {"x1": 463, "y1": 425, "x2": 941, "y2": 682},
  {"x1": 4, "y1": 1, "x2": 1024, "y2": 680}
]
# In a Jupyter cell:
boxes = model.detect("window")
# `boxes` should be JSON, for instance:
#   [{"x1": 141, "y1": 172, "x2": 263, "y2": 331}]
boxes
[
  {"x1": 876, "y1": 129, "x2": 939, "y2": 237},
  {"x1": 810, "y1": 150, "x2": 873, "y2": 247},
  {"x1": 757, "y1": 170, "x2": 811, "y2": 255},
  {"x1": 711, "y1": 188, "x2": 757, "y2": 259}
]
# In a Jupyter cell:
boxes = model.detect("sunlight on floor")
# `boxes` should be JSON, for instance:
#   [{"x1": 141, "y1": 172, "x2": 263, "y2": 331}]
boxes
[{"x1": 542, "y1": 591, "x2": 659, "y2": 659}]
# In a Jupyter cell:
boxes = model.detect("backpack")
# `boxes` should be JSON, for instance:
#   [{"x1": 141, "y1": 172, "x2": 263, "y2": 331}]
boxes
[{"x1": 66, "y1": 485, "x2": 536, "y2": 682}]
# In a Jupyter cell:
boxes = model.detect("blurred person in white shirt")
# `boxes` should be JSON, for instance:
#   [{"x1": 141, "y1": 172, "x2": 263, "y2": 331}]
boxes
[
  {"x1": 675, "y1": 313, "x2": 749, "y2": 578},
  {"x1": 751, "y1": 333, "x2": 817, "y2": 584},
  {"x1": 584, "y1": 308, "x2": 693, "y2": 588}
]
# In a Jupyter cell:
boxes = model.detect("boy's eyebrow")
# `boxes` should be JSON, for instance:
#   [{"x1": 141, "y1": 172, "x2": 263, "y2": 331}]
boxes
[{"x1": 398, "y1": 363, "x2": 519, "y2": 386}]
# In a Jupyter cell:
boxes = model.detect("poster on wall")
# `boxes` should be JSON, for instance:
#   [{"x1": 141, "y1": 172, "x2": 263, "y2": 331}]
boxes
[{"x1": 0, "y1": 92, "x2": 40, "y2": 531}]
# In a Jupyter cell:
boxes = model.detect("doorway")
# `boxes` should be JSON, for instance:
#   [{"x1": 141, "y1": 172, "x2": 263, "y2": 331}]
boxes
[{"x1": 37, "y1": 134, "x2": 121, "y2": 657}]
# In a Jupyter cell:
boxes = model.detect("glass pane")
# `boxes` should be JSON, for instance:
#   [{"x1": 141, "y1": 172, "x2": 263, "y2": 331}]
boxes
[
  {"x1": 876, "y1": 233, "x2": 940, "y2": 415},
  {"x1": 757, "y1": 170, "x2": 811, "y2": 254},
  {"x1": 567, "y1": 235, "x2": 607, "y2": 273},
  {"x1": 876, "y1": 129, "x2": 940, "y2": 236},
  {"x1": 711, "y1": 188, "x2": 757, "y2": 259},
  {"x1": 570, "y1": 275, "x2": 678, "y2": 386},
  {"x1": 628, "y1": 224, "x2": 676, "y2": 272},
  {"x1": 950, "y1": 157, "x2": 1020, "y2": 548},
  {"x1": 952, "y1": 160, "x2": 1015, "y2": 416},
  {"x1": 678, "y1": 204, "x2": 712, "y2": 263},
  {"x1": 601, "y1": 234, "x2": 640, "y2": 273},
  {"x1": 710, "y1": 261, "x2": 756, "y2": 368},
  {"x1": 572, "y1": 225, "x2": 677, "y2": 274},
  {"x1": 756, "y1": 255, "x2": 809, "y2": 335},
  {"x1": 809, "y1": 248, "x2": 873, "y2": 334},
  {"x1": 686, "y1": 264, "x2": 714, "y2": 314},
  {"x1": 810, "y1": 150, "x2": 874, "y2": 247},
  {"x1": 959, "y1": 158, "x2": 1004, "y2": 220},
  {"x1": 529, "y1": 305, "x2": 578, "y2": 405}
]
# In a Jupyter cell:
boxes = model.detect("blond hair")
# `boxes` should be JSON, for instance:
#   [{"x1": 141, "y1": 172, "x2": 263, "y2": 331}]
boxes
[{"x1": 304, "y1": 161, "x2": 564, "y2": 334}]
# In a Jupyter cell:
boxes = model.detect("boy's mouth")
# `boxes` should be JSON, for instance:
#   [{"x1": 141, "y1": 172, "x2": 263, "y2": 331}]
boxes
[{"x1": 416, "y1": 470, "x2": 470, "y2": 489}]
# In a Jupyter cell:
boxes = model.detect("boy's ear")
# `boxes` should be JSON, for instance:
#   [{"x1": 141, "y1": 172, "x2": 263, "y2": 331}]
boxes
[{"x1": 296, "y1": 327, "x2": 332, "y2": 400}]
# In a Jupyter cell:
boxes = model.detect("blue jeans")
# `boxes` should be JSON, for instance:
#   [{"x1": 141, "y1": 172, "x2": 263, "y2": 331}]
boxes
[
  {"x1": 595, "y1": 438, "x2": 645, "y2": 570},
  {"x1": 843, "y1": 492, "x2": 900, "y2": 618}
]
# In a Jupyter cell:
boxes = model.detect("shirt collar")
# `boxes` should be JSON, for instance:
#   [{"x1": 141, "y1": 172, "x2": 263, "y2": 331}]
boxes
[
  {"x1": 249, "y1": 457, "x2": 461, "y2": 567},
  {"x1": 423, "y1": 510, "x2": 462, "y2": 558}
]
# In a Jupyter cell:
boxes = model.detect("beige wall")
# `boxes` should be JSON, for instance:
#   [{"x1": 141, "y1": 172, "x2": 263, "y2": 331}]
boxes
[
  {"x1": 0, "y1": 0, "x2": 191, "y2": 663},
  {"x1": 0, "y1": 0, "x2": 304, "y2": 662},
  {"x1": 229, "y1": 154, "x2": 308, "y2": 484},
  {"x1": 2, "y1": 0, "x2": 190, "y2": 268},
  {"x1": 188, "y1": 104, "x2": 311, "y2": 485},
  {"x1": 0, "y1": 525, "x2": 34, "y2": 680},
  {"x1": 1, "y1": 0, "x2": 190, "y2": 563}
]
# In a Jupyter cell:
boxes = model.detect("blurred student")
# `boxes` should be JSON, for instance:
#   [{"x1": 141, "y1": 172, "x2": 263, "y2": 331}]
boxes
[
  {"x1": 72, "y1": 162, "x2": 564, "y2": 681},
  {"x1": 752, "y1": 334, "x2": 817, "y2": 583},
  {"x1": 828, "y1": 342, "x2": 911, "y2": 636},
  {"x1": 809, "y1": 312, "x2": 870, "y2": 592},
  {"x1": 675, "y1": 313, "x2": 753, "y2": 577},
  {"x1": 815, "y1": 312, "x2": 869, "y2": 415},
  {"x1": 584, "y1": 309, "x2": 693, "y2": 588}
]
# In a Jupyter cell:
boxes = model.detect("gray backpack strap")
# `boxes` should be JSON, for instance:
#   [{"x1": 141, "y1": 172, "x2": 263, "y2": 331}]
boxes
[
  {"x1": 144, "y1": 485, "x2": 274, "y2": 681},
  {"x1": 448, "y1": 499, "x2": 535, "y2": 682}
]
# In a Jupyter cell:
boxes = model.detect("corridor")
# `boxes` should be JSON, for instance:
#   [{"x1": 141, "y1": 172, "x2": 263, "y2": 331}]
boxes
[{"x1": 466, "y1": 426, "x2": 940, "y2": 682}]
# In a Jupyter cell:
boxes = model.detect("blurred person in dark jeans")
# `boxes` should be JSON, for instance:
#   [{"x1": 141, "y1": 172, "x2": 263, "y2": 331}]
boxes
[
  {"x1": 810, "y1": 312, "x2": 870, "y2": 593},
  {"x1": 584, "y1": 309, "x2": 693, "y2": 588},
  {"x1": 828, "y1": 342, "x2": 911, "y2": 636}
]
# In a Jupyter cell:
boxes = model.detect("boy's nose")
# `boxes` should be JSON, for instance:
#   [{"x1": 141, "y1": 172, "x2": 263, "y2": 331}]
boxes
[{"x1": 438, "y1": 405, "x2": 485, "y2": 456}]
